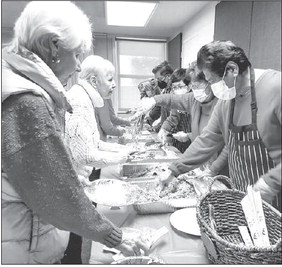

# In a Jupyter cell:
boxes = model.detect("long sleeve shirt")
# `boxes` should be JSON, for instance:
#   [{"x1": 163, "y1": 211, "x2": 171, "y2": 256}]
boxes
[
  {"x1": 2, "y1": 93, "x2": 122, "y2": 248},
  {"x1": 65, "y1": 84, "x2": 127, "y2": 177},
  {"x1": 95, "y1": 99, "x2": 130, "y2": 141},
  {"x1": 169, "y1": 69, "x2": 281, "y2": 192},
  {"x1": 154, "y1": 93, "x2": 227, "y2": 174}
]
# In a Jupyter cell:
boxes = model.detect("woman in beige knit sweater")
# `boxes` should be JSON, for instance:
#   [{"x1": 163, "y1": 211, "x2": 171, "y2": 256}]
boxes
[{"x1": 65, "y1": 55, "x2": 132, "y2": 185}]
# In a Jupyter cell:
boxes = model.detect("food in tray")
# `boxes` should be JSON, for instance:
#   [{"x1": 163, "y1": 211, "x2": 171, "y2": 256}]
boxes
[
  {"x1": 129, "y1": 177, "x2": 197, "y2": 204},
  {"x1": 125, "y1": 142, "x2": 162, "y2": 154},
  {"x1": 125, "y1": 163, "x2": 169, "y2": 178},
  {"x1": 128, "y1": 149, "x2": 166, "y2": 161},
  {"x1": 159, "y1": 178, "x2": 197, "y2": 199}
]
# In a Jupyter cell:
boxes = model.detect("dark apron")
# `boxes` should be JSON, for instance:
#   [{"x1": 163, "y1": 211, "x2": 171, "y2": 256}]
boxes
[
  {"x1": 228, "y1": 68, "x2": 281, "y2": 211},
  {"x1": 172, "y1": 111, "x2": 192, "y2": 153}
]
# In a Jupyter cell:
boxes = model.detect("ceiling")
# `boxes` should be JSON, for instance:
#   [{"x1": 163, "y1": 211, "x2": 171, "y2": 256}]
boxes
[{"x1": 1, "y1": 1, "x2": 211, "y2": 39}]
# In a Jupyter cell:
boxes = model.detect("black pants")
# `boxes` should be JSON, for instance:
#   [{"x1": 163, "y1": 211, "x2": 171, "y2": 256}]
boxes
[
  {"x1": 89, "y1": 168, "x2": 101, "y2": 181},
  {"x1": 61, "y1": 170, "x2": 100, "y2": 264},
  {"x1": 61, "y1": 232, "x2": 82, "y2": 264}
]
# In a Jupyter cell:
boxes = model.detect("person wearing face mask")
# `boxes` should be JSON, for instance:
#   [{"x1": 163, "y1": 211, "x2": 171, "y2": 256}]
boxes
[
  {"x1": 161, "y1": 41, "x2": 281, "y2": 211},
  {"x1": 133, "y1": 62, "x2": 229, "y2": 177},
  {"x1": 158, "y1": 68, "x2": 192, "y2": 153},
  {"x1": 144, "y1": 61, "x2": 174, "y2": 132},
  {"x1": 136, "y1": 78, "x2": 161, "y2": 131},
  {"x1": 138, "y1": 78, "x2": 160, "y2": 99}
]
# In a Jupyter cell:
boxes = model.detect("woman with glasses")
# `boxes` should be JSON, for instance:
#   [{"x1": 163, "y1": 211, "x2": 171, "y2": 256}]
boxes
[
  {"x1": 157, "y1": 68, "x2": 192, "y2": 153},
  {"x1": 133, "y1": 62, "x2": 229, "y2": 176}
]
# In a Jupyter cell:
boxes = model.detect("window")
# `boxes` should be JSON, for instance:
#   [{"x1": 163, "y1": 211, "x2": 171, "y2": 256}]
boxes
[{"x1": 116, "y1": 39, "x2": 166, "y2": 112}]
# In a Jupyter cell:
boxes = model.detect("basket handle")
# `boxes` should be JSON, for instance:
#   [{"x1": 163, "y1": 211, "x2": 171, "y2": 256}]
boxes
[{"x1": 208, "y1": 175, "x2": 234, "y2": 192}]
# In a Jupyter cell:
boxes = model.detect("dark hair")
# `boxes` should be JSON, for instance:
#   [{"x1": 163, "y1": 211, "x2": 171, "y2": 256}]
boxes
[
  {"x1": 185, "y1": 61, "x2": 207, "y2": 84},
  {"x1": 197, "y1": 40, "x2": 251, "y2": 76},
  {"x1": 138, "y1": 78, "x2": 160, "y2": 96},
  {"x1": 152, "y1": 60, "x2": 174, "y2": 75},
  {"x1": 170, "y1": 68, "x2": 186, "y2": 83}
]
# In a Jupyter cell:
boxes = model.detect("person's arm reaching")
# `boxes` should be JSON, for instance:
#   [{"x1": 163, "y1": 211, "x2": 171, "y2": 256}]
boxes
[
  {"x1": 2, "y1": 94, "x2": 122, "y2": 248},
  {"x1": 96, "y1": 101, "x2": 125, "y2": 137},
  {"x1": 154, "y1": 93, "x2": 194, "y2": 114},
  {"x1": 108, "y1": 99, "x2": 131, "y2": 127},
  {"x1": 146, "y1": 105, "x2": 161, "y2": 125},
  {"x1": 129, "y1": 93, "x2": 194, "y2": 122},
  {"x1": 161, "y1": 109, "x2": 180, "y2": 133},
  {"x1": 209, "y1": 145, "x2": 229, "y2": 175},
  {"x1": 169, "y1": 102, "x2": 225, "y2": 177}
]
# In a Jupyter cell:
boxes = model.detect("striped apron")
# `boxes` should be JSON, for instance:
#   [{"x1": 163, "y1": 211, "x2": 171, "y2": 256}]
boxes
[
  {"x1": 228, "y1": 68, "x2": 281, "y2": 210},
  {"x1": 172, "y1": 111, "x2": 192, "y2": 153}
]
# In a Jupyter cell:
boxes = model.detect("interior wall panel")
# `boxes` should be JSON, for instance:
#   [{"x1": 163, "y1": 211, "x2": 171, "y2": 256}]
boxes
[
  {"x1": 168, "y1": 33, "x2": 182, "y2": 69},
  {"x1": 249, "y1": 1, "x2": 281, "y2": 70},
  {"x1": 213, "y1": 1, "x2": 253, "y2": 57}
]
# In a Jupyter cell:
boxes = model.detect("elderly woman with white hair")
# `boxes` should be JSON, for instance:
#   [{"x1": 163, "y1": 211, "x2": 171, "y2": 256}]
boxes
[
  {"x1": 1, "y1": 1, "x2": 146, "y2": 264},
  {"x1": 93, "y1": 57, "x2": 132, "y2": 141},
  {"x1": 65, "y1": 55, "x2": 131, "y2": 183}
]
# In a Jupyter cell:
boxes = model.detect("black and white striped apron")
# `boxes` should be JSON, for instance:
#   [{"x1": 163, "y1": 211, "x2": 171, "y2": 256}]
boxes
[
  {"x1": 172, "y1": 111, "x2": 192, "y2": 153},
  {"x1": 228, "y1": 68, "x2": 281, "y2": 210}
]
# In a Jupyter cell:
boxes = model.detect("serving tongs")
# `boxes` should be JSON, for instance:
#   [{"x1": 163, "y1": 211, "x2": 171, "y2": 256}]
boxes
[{"x1": 135, "y1": 114, "x2": 145, "y2": 132}]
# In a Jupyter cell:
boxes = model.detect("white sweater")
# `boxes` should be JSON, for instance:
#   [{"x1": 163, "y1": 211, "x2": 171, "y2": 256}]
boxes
[{"x1": 65, "y1": 81, "x2": 126, "y2": 181}]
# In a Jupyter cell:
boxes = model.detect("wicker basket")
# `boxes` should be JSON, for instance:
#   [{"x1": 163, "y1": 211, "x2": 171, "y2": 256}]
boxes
[{"x1": 196, "y1": 175, "x2": 282, "y2": 264}]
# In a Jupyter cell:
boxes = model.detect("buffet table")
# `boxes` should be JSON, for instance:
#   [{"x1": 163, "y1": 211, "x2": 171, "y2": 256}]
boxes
[{"x1": 81, "y1": 162, "x2": 210, "y2": 264}]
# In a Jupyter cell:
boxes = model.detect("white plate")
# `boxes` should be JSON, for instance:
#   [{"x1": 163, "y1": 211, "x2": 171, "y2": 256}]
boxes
[
  {"x1": 164, "y1": 198, "x2": 197, "y2": 208},
  {"x1": 170, "y1": 207, "x2": 201, "y2": 236}
]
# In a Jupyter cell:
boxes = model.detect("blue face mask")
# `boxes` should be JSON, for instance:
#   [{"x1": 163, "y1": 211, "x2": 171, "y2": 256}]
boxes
[{"x1": 210, "y1": 67, "x2": 237, "y2": 100}]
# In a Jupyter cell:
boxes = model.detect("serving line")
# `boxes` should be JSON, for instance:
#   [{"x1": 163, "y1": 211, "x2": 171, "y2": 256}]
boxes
[{"x1": 81, "y1": 151, "x2": 210, "y2": 264}]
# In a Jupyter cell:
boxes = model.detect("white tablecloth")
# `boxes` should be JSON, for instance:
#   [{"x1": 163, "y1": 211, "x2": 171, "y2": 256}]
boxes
[{"x1": 82, "y1": 164, "x2": 210, "y2": 264}]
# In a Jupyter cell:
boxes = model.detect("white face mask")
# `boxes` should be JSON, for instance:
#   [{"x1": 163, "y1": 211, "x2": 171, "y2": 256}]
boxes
[
  {"x1": 173, "y1": 88, "x2": 188, "y2": 95},
  {"x1": 210, "y1": 67, "x2": 237, "y2": 100},
  {"x1": 192, "y1": 88, "x2": 208, "y2": 103}
]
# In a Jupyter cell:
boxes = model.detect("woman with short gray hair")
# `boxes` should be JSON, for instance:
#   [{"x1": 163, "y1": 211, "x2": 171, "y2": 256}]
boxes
[{"x1": 65, "y1": 55, "x2": 131, "y2": 184}]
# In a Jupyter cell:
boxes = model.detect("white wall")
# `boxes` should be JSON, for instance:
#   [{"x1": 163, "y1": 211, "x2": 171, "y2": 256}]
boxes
[{"x1": 181, "y1": 1, "x2": 219, "y2": 68}]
